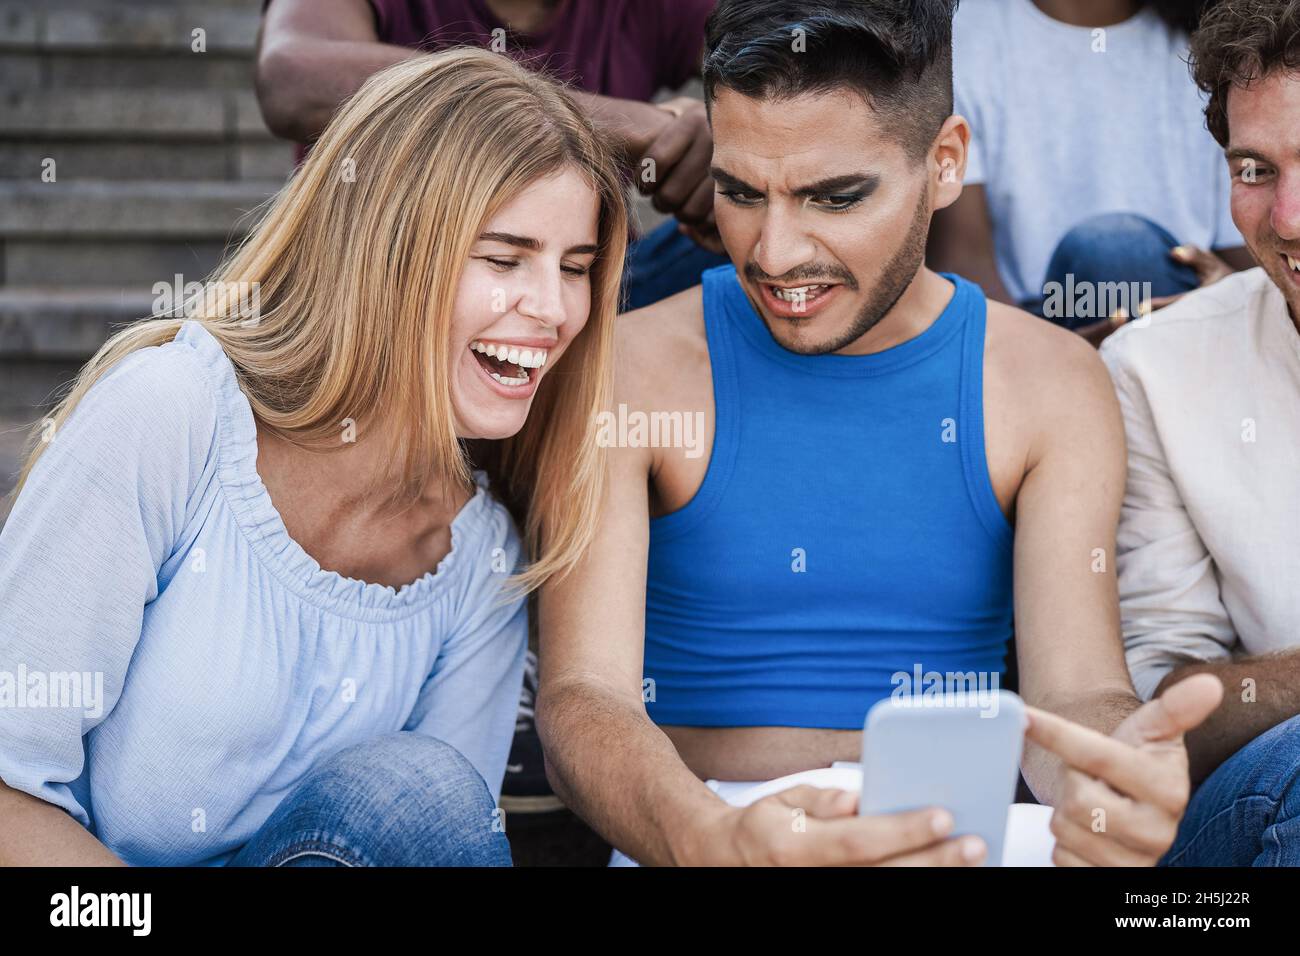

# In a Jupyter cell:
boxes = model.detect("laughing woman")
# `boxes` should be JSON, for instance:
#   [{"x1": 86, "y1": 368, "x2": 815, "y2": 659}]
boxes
[{"x1": 0, "y1": 49, "x2": 626, "y2": 866}]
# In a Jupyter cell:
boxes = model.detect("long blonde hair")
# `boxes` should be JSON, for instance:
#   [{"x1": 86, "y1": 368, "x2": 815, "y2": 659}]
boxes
[{"x1": 13, "y1": 48, "x2": 628, "y2": 592}]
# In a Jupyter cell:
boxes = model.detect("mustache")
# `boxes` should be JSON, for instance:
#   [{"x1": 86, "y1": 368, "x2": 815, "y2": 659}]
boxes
[{"x1": 744, "y1": 262, "x2": 858, "y2": 290}]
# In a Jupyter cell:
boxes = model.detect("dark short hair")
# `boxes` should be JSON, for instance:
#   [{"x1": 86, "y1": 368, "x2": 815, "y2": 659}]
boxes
[
  {"x1": 1189, "y1": 0, "x2": 1300, "y2": 147},
  {"x1": 702, "y1": 0, "x2": 959, "y2": 160}
]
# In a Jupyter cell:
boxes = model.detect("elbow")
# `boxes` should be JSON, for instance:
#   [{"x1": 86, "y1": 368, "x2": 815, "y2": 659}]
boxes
[{"x1": 254, "y1": 40, "x2": 317, "y2": 143}]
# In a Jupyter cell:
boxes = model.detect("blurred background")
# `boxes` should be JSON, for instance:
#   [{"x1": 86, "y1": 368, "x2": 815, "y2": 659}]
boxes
[
  {"x1": 0, "y1": 0, "x2": 683, "y2": 526},
  {"x1": 0, "y1": 0, "x2": 292, "y2": 520}
]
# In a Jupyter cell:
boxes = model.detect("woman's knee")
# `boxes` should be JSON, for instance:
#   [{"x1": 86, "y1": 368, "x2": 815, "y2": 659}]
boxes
[{"x1": 252, "y1": 733, "x2": 511, "y2": 867}]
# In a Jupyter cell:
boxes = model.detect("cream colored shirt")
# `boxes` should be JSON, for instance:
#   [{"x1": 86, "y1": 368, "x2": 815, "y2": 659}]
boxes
[{"x1": 1100, "y1": 268, "x2": 1300, "y2": 700}]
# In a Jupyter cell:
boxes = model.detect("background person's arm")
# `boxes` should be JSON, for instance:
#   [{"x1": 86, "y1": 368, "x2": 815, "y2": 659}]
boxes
[
  {"x1": 1154, "y1": 650, "x2": 1300, "y2": 784},
  {"x1": 1099, "y1": 333, "x2": 1294, "y2": 782},
  {"x1": 256, "y1": 0, "x2": 417, "y2": 144},
  {"x1": 927, "y1": 185, "x2": 1015, "y2": 305},
  {"x1": 256, "y1": 0, "x2": 684, "y2": 175}
]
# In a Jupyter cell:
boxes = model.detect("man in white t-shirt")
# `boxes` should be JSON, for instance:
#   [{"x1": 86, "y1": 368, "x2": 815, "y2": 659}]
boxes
[
  {"x1": 1100, "y1": 0, "x2": 1300, "y2": 866},
  {"x1": 930, "y1": 0, "x2": 1255, "y2": 346}
]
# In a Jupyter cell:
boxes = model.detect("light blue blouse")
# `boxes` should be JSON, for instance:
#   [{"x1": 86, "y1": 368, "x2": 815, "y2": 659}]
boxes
[{"x1": 0, "y1": 321, "x2": 527, "y2": 866}]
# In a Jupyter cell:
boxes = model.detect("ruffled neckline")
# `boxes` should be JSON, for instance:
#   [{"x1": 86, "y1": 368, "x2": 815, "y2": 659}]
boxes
[{"x1": 172, "y1": 320, "x2": 496, "y2": 622}]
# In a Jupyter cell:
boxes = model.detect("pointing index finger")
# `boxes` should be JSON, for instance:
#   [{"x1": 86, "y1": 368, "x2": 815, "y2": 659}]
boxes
[{"x1": 1024, "y1": 705, "x2": 1153, "y2": 798}]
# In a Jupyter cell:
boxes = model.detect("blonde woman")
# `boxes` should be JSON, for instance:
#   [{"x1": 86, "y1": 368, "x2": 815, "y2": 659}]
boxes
[{"x1": 0, "y1": 49, "x2": 626, "y2": 867}]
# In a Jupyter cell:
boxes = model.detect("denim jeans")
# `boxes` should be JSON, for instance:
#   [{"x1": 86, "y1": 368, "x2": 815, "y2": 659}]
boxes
[
  {"x1": 1161, "y1": 714, "x2": 1300, "y2": 866},
  {"x1": 227, "y1": 732, "x2": 512, "y2": 867},
  {"x1": 623, "y1": 218, "x2": 731, "y2": 312},
  {"x1": 1030, "y1": 212, "x2": 1200, "y2": 328}
]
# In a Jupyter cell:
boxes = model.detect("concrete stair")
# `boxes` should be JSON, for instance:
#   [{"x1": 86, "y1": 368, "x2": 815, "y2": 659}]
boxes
[{"x1": 0, "y1": 0, "x2": 291, "y2": 443}]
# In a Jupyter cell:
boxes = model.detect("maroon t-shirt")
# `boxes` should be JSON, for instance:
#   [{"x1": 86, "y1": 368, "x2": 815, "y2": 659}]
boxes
[
  {"x1": 283, "y1": 0, "x2": 714, "y2": 161},
  {"x1": 369, "y1": 0, "x2": 714, "y2": 100}
]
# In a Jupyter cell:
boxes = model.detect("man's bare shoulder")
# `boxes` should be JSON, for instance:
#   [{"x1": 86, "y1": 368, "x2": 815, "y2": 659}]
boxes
[
  {"x1": 984, "y1": 299, "x2": 1116, "y2": 412},
  {"x1": 614, "y1": 284, "x2": 709, "y2": 407},
  {"x1": 982, "y1": 299, "x2": 1123, "y2": 475}
]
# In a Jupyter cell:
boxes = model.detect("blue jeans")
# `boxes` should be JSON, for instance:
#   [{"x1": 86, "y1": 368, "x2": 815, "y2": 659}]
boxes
[
  {"x1": 227, "y1": 732, "x2": 512, "y2": 867},
  {"x1": 1032, "y1": 212, "x2": 1200, "y2": 329},
  {"x1": 623, "y1": 219, "x2": 730, "y2": 311},
  {"x1": 1161, "y1": 714, "x2": 1300, "y2": 866}
]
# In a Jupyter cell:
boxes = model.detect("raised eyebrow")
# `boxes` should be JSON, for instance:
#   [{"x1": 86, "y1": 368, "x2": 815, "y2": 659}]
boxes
[
  {"x1": 792, "y1": 174, "x2": 879, "y2": 198},
  {"x1": 1225, "y1": 147, "x2": 1271, "y2": 163},
  {"x1": 711, "y1": 167, "x2": 759, "y2": 193},
  {"x1": 710, "y1": 168, "x2": 881, "y2": 198}
]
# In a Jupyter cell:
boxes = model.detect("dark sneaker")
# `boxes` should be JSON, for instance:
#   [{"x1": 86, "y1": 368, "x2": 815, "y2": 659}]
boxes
[{"x1": 501, "y1": 649, "x2": 564, "y2": 813}]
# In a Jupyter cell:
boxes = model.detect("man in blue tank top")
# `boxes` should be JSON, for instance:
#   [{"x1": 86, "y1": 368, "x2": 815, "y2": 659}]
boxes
[{"x1": 539, "y1": 0, "x2": 1223, "y2": 866}]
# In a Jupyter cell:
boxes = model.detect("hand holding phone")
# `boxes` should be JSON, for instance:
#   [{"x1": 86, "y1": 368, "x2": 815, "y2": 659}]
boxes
[{"x1": 859, "y1": 689, "x2": 1026, "y2": 867}]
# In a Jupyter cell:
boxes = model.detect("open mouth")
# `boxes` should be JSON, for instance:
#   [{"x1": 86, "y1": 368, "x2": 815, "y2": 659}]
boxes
[
  {"x1": 470, "y1": 339, "x2": 548, "y2": 388},
  {"x1": 1282, "y1": 253, "x2": 1300, "y2": 274},
  {"x1": 759, "y1": 281, "x2": 843, "y2": 318},
  {"x1": 766, "y1": 283, "x2": 834, "y2": 305}
]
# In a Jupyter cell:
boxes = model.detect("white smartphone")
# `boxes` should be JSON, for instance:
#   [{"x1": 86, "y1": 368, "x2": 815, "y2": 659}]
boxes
[{"x1": 858, "y1": 689, "x2": 1026, "y2": 866}]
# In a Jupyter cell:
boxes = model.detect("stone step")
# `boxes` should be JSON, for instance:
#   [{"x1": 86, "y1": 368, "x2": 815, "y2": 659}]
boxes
[
  {"x1": 0, "y1": 288, "x2": 161, "y2": 421},
  {"x1": 0, "y1": 3, "x2": 260, "y2": 55},
  {"x1": 0, "y1": 88, "x2": 276, "y2": 141},
  {"x1": 0, "y1": 357, "x2": 84, "y2": 418},
  {"x1": 0, "y1": 139, "x2": 293, "y2": 181},
  {"x1": 0, "y1": 50, "x2": 257, "y2": 89},
  {"x1": 4, "y1": 238, "x2": 233, "y2": 288},
  {"x1": 0, "y1": 179, "x2": 282, "y2": 238},
  {"x1": 0, "y1": 286, "x2": 154, "y2": 359}
]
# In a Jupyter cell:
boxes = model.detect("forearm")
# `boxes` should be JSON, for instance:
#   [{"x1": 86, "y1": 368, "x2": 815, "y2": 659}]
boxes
[
  {"x1": 1021, "y1": 686, "x2": 1139, "y2": 806},
  {"x1": 1156, "y1": 649, "x2": 1300, "y2": 783},
  {"x1": 0, "y1": 783, "x2": 124, "y2": 866},
  {"x1": 537, "y1": 680, "x2": 731, "y2": 866},
  {"x1": 256, "y1": 37, "x2": 418, "y2": 143}
]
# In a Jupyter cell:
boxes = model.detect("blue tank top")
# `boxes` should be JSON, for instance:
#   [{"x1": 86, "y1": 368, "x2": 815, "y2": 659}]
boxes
[{"x1": 643, "y1": 265, "x2": 1014, "y2": 729}]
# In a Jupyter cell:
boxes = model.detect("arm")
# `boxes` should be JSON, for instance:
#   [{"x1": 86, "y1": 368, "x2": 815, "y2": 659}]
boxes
[
  {"x1": 1100, "y1": 335, "x2": 1288, "y2": 781},
  {"x1": 927, "y1": 185, "x2": 1015, "y2": 305},
  {"x1": 403, "y1": 508, "x2": 528, "y2": 804},
  {"x1": 1155, "y1": 650, "x2": 1300, "y2": 783},
  {"x1": 256, "y1": 0, "x2": 415, "y2": 144},
  {"x1": 255, "y1": 0, "x2": 684, "y2": 173},
  {"x1": 1011, "y1": 326, "x2": 1139, "y2": 806},
  {"x1": 0, "y1": 785, "x2": 123, "y2": 866},
  {"x1": 0, "y1": 346, "x2": 209, "y2": 865},
  {"x1": 535, "y1": 407, "x2": 732, "y2": 865},
  {"x1": 1010, "y1": 326, "x2": 1221, "y2": 864}
]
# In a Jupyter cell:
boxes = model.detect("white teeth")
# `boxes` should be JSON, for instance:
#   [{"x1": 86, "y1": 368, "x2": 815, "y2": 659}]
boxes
[
  {"x1": 771, "y1": 284, "x2": 827, "y2": 302},
  {"x1": 469, "y1": 341, "x2": 548, "y2": 366},
  {"x1": 489, "y1": 370, "x2": 529, "y2": 386}
]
